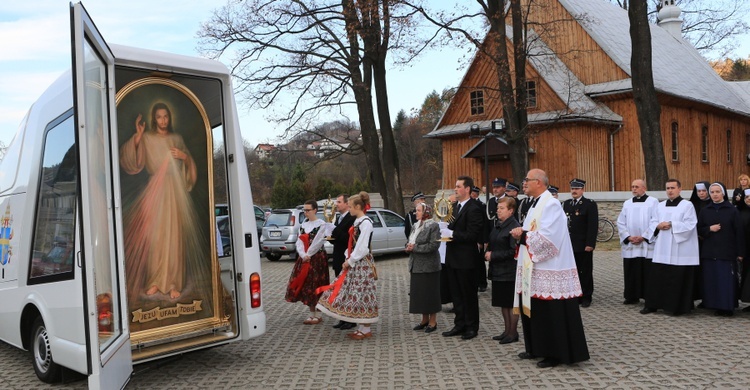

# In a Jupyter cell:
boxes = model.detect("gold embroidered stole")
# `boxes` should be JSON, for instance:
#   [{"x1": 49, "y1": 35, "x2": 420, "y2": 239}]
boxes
[{"x1": 520, "y1": 194, "x2": 551, "y2": 317}]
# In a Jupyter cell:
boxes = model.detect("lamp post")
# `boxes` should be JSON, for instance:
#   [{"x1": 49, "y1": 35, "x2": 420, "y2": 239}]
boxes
[{"x1": 469, "y1": 120, "x2": 505, "y2": 205}]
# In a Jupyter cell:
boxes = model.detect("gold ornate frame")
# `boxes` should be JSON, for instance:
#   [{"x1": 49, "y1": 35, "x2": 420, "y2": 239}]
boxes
[{"x1": 115, "y1": 77, "x2": 226, "y2": 347}]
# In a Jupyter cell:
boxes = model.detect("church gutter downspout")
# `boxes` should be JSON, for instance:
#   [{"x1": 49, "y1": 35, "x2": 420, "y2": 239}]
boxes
[{"x1": 609, "y1": 124, "x2": 623, "y2": 191}]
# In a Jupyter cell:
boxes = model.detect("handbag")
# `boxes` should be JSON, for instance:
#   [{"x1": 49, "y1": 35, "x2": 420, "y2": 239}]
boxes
[{"x1": 365, "y1": 255, "x2": 378, "y2": 280}]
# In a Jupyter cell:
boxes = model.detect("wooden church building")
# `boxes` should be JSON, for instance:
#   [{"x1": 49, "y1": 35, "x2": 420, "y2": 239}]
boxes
[{"x1": 427, "y1": 0, "x2": 750, "y2": 192}]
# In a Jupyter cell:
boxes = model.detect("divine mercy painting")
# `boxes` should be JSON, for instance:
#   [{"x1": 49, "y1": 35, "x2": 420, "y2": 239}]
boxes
[{"x1": 116, "y1": 77, "x2": 218, "y2": 334}]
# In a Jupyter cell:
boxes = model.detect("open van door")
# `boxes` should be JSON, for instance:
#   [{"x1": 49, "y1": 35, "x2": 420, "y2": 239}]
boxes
[{"x1": 70, "y1": 3, "x2": 132, "y2": 389}]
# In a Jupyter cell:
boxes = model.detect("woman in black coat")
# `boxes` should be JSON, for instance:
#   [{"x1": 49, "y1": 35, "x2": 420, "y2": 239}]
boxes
[
  {"x1": 485, "y1": 197, "x2": 521, "y2": 344},
  {"x1": 697, "y1": 182, "x2": 744, "y2": 316},
  {"x1": 689, "y1": 181, "x2": 710, "y2": 303}
]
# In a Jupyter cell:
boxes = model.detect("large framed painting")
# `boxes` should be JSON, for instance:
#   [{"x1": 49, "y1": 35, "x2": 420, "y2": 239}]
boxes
[{"x1": 115, "y1": 77, "x2": 224, "y2": 342}]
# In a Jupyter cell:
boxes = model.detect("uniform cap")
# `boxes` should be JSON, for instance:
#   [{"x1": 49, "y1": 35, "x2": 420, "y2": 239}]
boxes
[
  {"x1": 492, "y1": 177, "x2": 507, "y2": 187},
  {"x1": 570, "y1": 178, "x2": 586, "y2": 189}
]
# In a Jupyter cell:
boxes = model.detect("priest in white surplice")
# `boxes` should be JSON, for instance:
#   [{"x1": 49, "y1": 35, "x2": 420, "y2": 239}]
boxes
[
  {"x1": 617, "y1": 179, "x2": 659, "y2": 305},
  {"x1": 641, "y1": 179, "x2": 700, "y2": 315},
  {"x1": 511, "y1": 169, "x2": 589, "y2": 368}
]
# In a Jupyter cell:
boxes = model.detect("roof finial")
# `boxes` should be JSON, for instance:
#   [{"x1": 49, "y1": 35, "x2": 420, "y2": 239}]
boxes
[{"x1": 658, "y1": 0, "x2": 683, "y2": 39}]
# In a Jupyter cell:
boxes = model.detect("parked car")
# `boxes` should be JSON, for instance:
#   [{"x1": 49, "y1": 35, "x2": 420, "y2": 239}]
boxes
[
  {"x1": 216, "y1": 204, "x2": 266, "y2": 251},
  {"x1": 260, "y1": 208, "x2": 305, "y2": 261},
  {"x1": 321, "y1": 208, "x2": 407, "y2": 257},
  {"x1": 216, "y1": 215, "x2": 231, "y2": 256},
  {"x1": 260, "y1": 207, "x2": 407, "y2": 261}
]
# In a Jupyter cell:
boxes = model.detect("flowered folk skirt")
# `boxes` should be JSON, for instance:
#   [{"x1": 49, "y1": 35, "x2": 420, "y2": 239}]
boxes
[
  {"x1": 285, "y1": 250, "x2": 329, "y2": 307},
  {"x1": 316, "y1": 255, "x2": 379, "y2": 324}
]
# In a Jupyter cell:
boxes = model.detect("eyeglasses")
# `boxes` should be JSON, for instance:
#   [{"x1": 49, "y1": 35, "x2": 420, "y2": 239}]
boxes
[
  {"x1": 303, "y1": 209, "x2": 315, "y2": 212},
  {"x1": 522, "y1": 178, "x2": 539, "y2": 183}
]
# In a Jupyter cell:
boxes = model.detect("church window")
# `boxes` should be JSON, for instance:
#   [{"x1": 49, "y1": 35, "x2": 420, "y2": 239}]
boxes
[{"x1": 470, "y1": 90, "x2": 484, "y2": 116}]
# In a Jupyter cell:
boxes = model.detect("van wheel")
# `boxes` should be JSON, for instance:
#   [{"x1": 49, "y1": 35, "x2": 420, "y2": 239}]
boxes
[
  {"x1": 31, "y1": 317, "x2": 62, "y2": 383},
  {"x1": 266, "y1": 253, "x2": 281, "y2": 261}
]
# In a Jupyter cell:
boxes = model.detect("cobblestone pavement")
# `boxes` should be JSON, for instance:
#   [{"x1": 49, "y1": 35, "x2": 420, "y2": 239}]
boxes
[{"x1": 3, "y1": 250, "x2": 750, "y2": 389}]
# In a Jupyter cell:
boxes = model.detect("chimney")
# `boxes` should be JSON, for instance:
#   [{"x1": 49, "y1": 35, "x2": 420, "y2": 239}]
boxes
[{"x1": 657, "y1": 0, "x2": 683, "y2": 39}]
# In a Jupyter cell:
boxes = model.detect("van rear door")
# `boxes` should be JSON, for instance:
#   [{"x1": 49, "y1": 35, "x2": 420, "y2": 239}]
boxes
[{"x1": 70, "y1": 3, "x2": 132, "y2": 389}]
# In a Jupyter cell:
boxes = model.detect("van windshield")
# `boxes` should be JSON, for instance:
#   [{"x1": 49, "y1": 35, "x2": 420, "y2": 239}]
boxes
[{"x1": 266, "y1": 212, "x2": 293, "y2": 226}]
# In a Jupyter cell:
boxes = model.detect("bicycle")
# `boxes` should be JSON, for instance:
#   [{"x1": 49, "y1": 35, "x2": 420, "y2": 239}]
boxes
[{"x1": 597, "y1": 217, "x2": 615, "y2": 242}]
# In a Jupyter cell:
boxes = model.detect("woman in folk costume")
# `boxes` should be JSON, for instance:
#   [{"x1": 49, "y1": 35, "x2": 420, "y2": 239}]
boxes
[
  {"x1": 285, "y1": 200, "x2": 330, "y2": 324},
  {"x1": 511, "y1": 169, "x2": 589, "y2": 368},
  {"x1": 317, "y1": 191, "x2": 379, "y2": 339},
  {"x1": 405, "y1": 203, "x2": 441, "y2": 334},
  {"x1": 697, "y1": 183, "x2": 743, "y2": 317}
]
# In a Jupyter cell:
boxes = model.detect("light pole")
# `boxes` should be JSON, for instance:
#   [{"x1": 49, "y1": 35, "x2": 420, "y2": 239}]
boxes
[{"x1": 469, "y1": 120, "x2": 505, "y2": 205}]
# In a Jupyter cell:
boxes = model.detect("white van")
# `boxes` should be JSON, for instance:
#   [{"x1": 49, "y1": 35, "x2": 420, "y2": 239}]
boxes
[{"x1": 0, "y1": 3, "x2": 266, "y2": 388}]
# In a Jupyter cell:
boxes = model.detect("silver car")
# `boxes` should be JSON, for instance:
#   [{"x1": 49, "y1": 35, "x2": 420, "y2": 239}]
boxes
[
  {"x1": 260, "y1": 208, "x2": 305, "y2": 261},
  {"x1": 260, "y1": 207, "x2": 407, "y2": 261},
  {"x1": 322, "y1": 208, "x2": 407, "y2": 257}
]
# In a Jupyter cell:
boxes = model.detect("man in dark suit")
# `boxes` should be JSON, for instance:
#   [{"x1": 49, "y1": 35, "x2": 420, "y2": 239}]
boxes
[
  {"x1": 562, "y1": 178, "x2": 598, "y2": 307},
  {"x1": 470, "y1": 185, "x2": 488, "y2": 292},
  {"x1": 506, "y1": 182, "x2": 520, "y2": 199},
  {"x1": 404, "y1": 192, "x2": 425, "y2": 239},
  {"x1": 330, "y1": 193, "x2": 357, "y2": 329},
  {"x1": 516, "y1": 194, "x2": 533, "y2": 225},
  {"x1": 486, "y1": 178, "x2": 506, "y2": 218},
  {"x1": 439, "y1": 176, "x2": 484, "y2": 340},
  {"x1": 549, "y1": 185, "x2": 560, "y2": 199}
]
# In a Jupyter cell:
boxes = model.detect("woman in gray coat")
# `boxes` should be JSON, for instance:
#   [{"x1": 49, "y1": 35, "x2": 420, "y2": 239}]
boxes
[{"x1": 405, "y1": 203, "x2": 442, "y2": 333}]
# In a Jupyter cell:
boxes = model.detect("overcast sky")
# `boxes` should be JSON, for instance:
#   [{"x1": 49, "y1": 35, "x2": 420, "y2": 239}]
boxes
[
  {"x1": 1, "y1": 0, "x2": 749, "y2": 148},
  {"x1": 0, "y1": 0, "x2": 468, "y2": 147}
]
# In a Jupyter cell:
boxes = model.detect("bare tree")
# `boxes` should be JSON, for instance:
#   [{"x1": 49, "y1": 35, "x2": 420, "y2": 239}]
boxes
[
  {"x1": 629, "y1": 0, "x2": 668, "y2": 188},
  {"x1": 405, "y1": 0, "x2": 533, "y2": 181},
  {"x1": 198, "y1": 0, "x2": 428, "y2": 214},
  {"x1": 611, "y1": 0, "x2": 750, "y2": 59},
  {"x1": 396, "y1": 88, "x2": 450, "y2": 194}
]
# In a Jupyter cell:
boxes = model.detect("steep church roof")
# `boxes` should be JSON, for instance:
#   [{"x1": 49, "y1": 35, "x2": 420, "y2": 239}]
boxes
[
  {"x1": 427, "y1": 26, "x2": 622, "y2": 138},
  {"x1": 560, "y1": 0, "x2": 750, "y2": 117}
]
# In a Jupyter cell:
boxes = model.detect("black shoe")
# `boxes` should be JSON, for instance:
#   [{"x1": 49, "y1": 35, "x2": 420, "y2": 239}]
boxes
[
  {"x1": 413, "y1": 323, "x2": 428, "y2": 331},
  {"x1": 623, "y1": 299, "x2": 638, "y2": 305},
  {"x1": 743, "y1": 306, "x2": 750, "y2": 312},
  {"x1": 461, "y1": 330, "x2": 478, "y2": 340},
  {"x1": 580, "y1": 300, "x2": 591, "y2": 308},
  {"x1": 442, "y1": 327, "x2": 465, "y2": 337},
  {"x1": 518, "y1": 352, "x2": 536, "y2": 360},
  {"x1": 537, "y1": 358, "x2": 559, "y2": 368},
  {"x1": 339, "y1": 321, "x2": 356, "y2": 330},
  {"x1": 333, "y1": 321, "x2": 345, "y2": 329},
  {"x1": 491, "y1": 332, "x2": 507, "y2": 341},
  {"x1": 424, "y1": 325, "x2": 438, "y2": 333},
  {"x1": 478, "y1": 287, "x2": 487, "y2": 292},
  {"x1": 697, "y1": 302, "x2": 705, "y2": 309},
  {"x1": 499, "y1": 334, "x2": 519, "y2": 344},
  {"x1": 640, "y1": 307, "x2": 656, "y2": 314}
]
